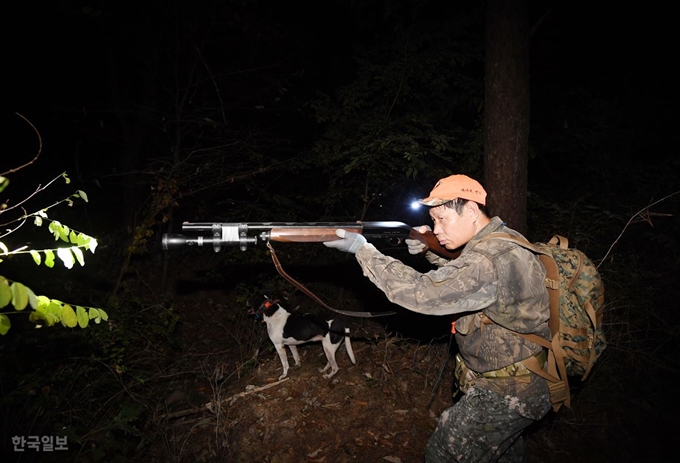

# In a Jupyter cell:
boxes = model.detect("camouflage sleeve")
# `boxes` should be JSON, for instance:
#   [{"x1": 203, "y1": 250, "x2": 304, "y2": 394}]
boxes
[
  {"x1": 354, "y1": 243, "x2": 497, "y2": 316},
  {"x1": 425, "y1": 251, "x2": 450, "y2": 267}
]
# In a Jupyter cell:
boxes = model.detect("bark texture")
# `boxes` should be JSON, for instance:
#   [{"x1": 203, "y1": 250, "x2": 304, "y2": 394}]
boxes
[{"x1": 483, "y1": 0, "x2": 530, "y2": 234}]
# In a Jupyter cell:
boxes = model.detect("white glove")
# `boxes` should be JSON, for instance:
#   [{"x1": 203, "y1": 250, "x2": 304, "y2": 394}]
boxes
[
  {"x1": 323, "y1": 229, "x2": 367, "y2": 254},
  {"x1": 405, "y1": 225, "x2": 431, "y2": 255}
]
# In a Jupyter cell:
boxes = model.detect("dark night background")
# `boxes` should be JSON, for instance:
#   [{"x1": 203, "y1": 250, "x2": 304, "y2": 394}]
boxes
[{"x1": 3, "y1": 1, "x2": 679, "y2": 462}]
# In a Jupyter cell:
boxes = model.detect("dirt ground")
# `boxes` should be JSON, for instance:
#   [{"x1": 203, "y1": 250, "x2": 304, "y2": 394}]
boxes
[{"x1": 142, "y1": 283, "x2": 677, "y2": 463}]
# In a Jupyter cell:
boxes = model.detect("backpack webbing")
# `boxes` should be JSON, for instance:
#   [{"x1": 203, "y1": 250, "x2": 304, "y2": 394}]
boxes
[{"x1": 481, "y1": 232, "x2": 575, "y2": 411}]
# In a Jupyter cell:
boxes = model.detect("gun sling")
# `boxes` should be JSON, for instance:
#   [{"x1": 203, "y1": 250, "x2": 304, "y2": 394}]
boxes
[{"x1": 266, "y1": 241, "x2": 396, "y2": 318}]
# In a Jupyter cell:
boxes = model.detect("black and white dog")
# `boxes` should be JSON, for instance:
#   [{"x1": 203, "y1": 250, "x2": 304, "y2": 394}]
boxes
[{"x1": 249, "y1": 296, "x2": 356, "y2": 380}]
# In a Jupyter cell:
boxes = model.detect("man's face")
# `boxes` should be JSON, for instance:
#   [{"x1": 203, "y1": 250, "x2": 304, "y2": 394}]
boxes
[{"x1": 429, "y1": 203, "x2": 477, "y2": 250}]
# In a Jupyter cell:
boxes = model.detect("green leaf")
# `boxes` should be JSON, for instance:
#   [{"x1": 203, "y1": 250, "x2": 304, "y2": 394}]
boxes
[
  {"x1": 0, "y1": 277, "x2": 11, "y2": 308},
  {"x1": 63, "y1": 173, "x2": 71, "y2": 184},
  {"x1": 59, "y1": 225, "x2": 70, "y2": 243},
  {"x1": 77, "y1": 190, "x2": 89, "y2": 202},
  {"x1": 47, "y1": 300, "x2": 62, "y2": 320},
  {"x1": 92, "y1": 308, "x2": 109, "y2": 324},
  {"x1": 30, "y1": 250, "x2": 42, "y2": 266},
  {"x1": 44, "y1": 250, "x2": 55, "y2": 268},
  {"x1": 26, "y1": 287, "x2": 38, "y2": 309},
  {"x1": 89, "y1": 307, "x2": 99, "y2": 319},
  {"x1": 0, "y1": 314, "x2": 10, "y2": 335},
  {"x1": 11, "y1": 282, "x2": 29, "y2": 311},
  {"x1": 35, "y1": 295, "x2": 50, "y2": 314},
  {"x1": 62, "y1": 304, "x2": 77, "y2": 328},
  {"x1": 76, "y1": 306, "x2": 89, "y2": 328},
  {"x1": 69, "y1": 230, "x2": 78, "y2": 244},
  {"x1": 88, "y1": 237, "x2": 99, "y2": 253},
  {"x1": 57, "y1": 248, "x2": 74, "y2": 269},
  {"x1": 71, "y1": 247, "x2": 85, "y2": 266},
  {"x1": 45, "y1": 313, "x2": 58, "y2": 326},
  {"x1": 0, "y1": 176, "x2": 9, "y2": 194},
  {"x1": 49, "y1": 221, "x2": 61, "y2": 241}
]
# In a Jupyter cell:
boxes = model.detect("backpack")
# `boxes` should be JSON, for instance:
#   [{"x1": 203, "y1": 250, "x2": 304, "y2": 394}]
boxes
[{"x1": 482, "y1": 233, "x2": 606, "y2": 411}]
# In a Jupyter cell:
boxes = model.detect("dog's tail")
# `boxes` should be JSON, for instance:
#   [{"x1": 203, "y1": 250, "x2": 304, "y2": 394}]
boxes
[{"x1": 344, "y1": 328, "x2": 356, "y2": 365}]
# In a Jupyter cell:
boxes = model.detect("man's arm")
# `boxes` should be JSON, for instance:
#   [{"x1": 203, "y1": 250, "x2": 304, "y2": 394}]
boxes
[{"x1": 352, "y1": 243, "x2": 497, "y2": 316}]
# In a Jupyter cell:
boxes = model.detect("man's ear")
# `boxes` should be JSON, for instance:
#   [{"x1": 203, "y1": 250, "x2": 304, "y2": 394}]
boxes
[{"x1": 465, "y1": 201, "x2": 480, "y2": 221}]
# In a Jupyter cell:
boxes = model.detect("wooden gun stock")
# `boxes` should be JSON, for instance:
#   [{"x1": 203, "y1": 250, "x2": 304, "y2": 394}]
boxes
[
  {"x1": 408, "y1": 228, "x2": 461, "y2": 260},
  {"x1": 268, "y1": 226, "x2": 363, "y2": 243}
]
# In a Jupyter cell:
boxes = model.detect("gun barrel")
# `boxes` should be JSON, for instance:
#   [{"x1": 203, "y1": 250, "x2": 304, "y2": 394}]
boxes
[
  {"x1": 162, "y1": 233, "x2": 257, "y2": 251},
  {"x1": 162, "y1": 234, "x2": 215, "y2": 249},
  {"x1": 180, "y1": 221, "x2": 363, "y2": 232}
]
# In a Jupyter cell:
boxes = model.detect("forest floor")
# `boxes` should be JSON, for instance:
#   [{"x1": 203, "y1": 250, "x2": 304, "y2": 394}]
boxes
[
  {"x1": 3, "y1": 251, "x2": 676, "y2": 463},
  {"x1": 140, "y1": 282, "x2": 678, "y2": 463}
]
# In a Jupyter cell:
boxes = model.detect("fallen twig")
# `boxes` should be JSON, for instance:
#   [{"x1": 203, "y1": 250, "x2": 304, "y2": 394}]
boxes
[{"x1": 156, "y1": 378, "x2": 289, "y2": 420}]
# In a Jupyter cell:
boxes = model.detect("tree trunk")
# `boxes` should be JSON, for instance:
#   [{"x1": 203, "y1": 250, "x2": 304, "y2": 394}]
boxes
[{"x1": 483, "y1": 0, "x2": 530, "y2": 234}]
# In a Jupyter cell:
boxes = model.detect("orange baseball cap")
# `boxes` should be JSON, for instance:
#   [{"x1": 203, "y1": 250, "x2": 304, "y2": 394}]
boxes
[{"x1": 418, "y1": 174, "x2": 487, "y2": 206}]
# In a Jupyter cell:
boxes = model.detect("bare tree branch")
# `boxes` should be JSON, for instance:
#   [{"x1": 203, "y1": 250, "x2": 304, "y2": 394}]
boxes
[
  {"x1": 599, "y1": 190, "x2": 680, "y2": 268},
  {"x1": 1, "y1": 113, "x2": 43, "y2": 176}
]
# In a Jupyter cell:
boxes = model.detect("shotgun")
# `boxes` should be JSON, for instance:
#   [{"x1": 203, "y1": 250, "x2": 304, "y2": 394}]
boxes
[{"x1": 162, "y1": 221, "x2": 459, "y2": 259}]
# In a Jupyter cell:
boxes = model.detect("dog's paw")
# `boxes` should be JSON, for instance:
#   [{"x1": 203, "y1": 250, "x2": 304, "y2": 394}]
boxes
[
  {"x1": 322, "y1": 370, "x2": 339, "y2": 379},
  {"x1": 278, "y1": 373, "x2": 288, "y2": 381}
]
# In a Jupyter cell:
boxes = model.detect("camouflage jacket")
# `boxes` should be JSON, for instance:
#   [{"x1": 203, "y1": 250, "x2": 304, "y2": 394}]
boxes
[{"x1": 355, "y1": 217, "x2": 550, "y2": 374}]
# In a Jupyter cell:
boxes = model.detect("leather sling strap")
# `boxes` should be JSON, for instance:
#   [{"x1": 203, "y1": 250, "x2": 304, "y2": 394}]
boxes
[{"x1": 267, "y1": 241, "x2": 396, "y2": 318}]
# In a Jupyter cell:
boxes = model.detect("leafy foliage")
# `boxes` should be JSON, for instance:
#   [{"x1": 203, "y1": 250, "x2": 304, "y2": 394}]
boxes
[{"x1": 0, "y1": 172, "x2": 106, "y2": 334}]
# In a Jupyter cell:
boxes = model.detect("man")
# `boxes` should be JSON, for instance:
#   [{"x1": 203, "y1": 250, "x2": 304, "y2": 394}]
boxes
[{"x1": 324, "y1": 174, "x2": 552, "y2": 463}]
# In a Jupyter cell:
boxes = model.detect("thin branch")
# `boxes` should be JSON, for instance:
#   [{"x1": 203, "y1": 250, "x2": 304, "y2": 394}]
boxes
[
  {"x1": 0, "y1": 208, "x2": 27, "y2": 240},
  {"x1": 156, "y1": 378, "x2": 289, "y2": 420},
  {"x1": 197, "y1": 46, "x2": 227, "y2": 127},
  {"x1": 0, "y1": 172, "x2": 71, "y2": 221},
  {"x1": 599, "y1": 190, "x2": 680, "y2": 268},
  {"x1": 1, "y1": 113, "x2": 43, "y2": 176},
  {"x1": 530, "y1": 8, "x2": 553, "y2": 38}
]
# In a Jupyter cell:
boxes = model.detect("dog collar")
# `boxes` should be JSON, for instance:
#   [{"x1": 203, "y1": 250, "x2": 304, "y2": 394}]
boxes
[{"x1": 260, "y1": 299, "x2": 280, "y2": 310}]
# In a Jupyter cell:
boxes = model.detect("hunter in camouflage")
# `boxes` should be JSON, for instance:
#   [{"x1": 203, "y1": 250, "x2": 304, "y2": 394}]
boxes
[{"x1": 324, "y1": 175, "x2": 552, "y2": 463}]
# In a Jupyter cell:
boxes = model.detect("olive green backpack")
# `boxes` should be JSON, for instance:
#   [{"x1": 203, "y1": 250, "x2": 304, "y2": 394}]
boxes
[{"x1": 482, "y1": 233, "x2": 606, "y2": 411}]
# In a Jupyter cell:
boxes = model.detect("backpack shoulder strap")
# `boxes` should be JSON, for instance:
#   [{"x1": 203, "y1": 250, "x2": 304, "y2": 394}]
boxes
[
  {"x1": 478, "y1": 231, "x2": 572, "y2": 410},
  {"x1": 481, "y1": 232, "x2": 560, "y2": 337},
  {"x1": 549, "y1": 235, "x2": 569, "y2": 249}
]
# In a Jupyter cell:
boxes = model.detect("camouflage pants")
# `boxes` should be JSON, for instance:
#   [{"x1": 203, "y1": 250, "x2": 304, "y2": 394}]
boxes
[{"x1": 425, "y1": 385, "x2": 550, "y2": 463}]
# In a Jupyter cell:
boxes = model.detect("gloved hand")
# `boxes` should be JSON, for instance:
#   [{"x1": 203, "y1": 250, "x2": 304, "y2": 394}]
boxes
[
  {"x1": 405, "y1": 225, "x2": 431, "y2": 255},
  {"x1": 323, "y1": 229, "x2": 367, "y2": 254}
]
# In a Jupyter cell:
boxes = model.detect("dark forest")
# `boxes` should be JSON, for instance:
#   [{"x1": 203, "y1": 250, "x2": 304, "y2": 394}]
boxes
[{"x1": 3, "y1": 1, "x2": 678, "y2": 462}]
